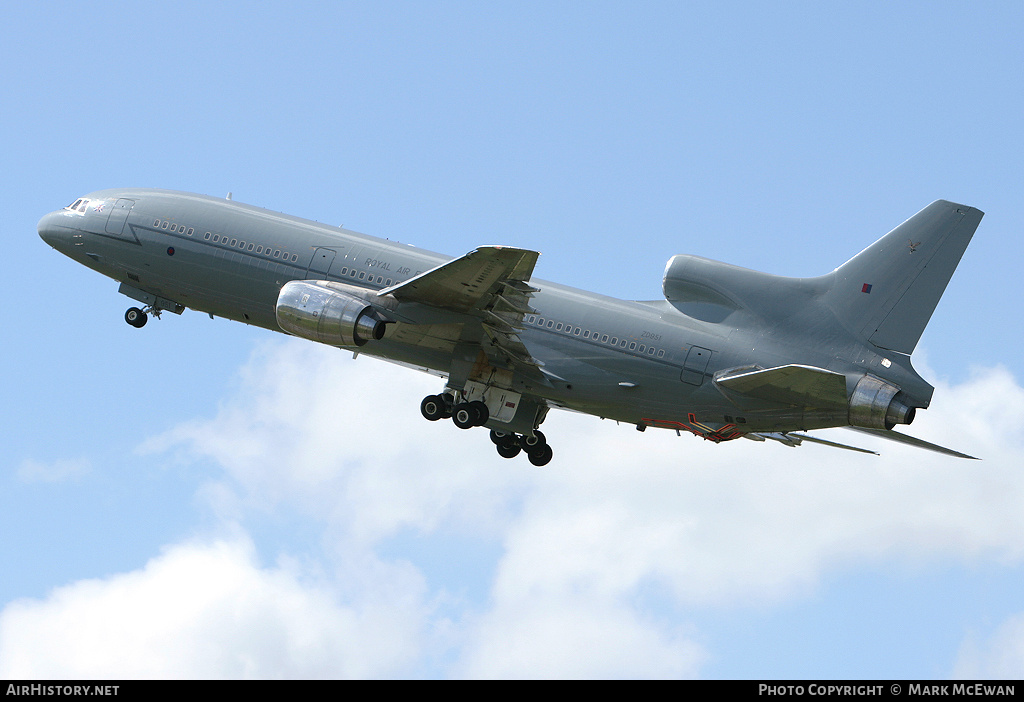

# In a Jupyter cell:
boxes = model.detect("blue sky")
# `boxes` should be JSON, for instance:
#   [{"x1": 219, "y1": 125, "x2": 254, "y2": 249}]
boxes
[{"x1": 2, "y1": 1, "x2": 1023, "y2": 678}]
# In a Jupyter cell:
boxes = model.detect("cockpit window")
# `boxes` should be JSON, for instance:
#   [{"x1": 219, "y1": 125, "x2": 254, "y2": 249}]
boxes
[
  {"x1": 77, "y1": 201, "x2": 89, "y2": 212},
  {"x1": 66, "y1": 198, "x2": 92, "y2": 213}
]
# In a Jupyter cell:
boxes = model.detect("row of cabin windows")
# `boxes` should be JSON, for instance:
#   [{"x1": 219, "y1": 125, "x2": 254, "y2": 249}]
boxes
[
  {"x1": 335, "y1": 267, "x2": 393, "y2": 287},
  {"x1": 524, "y1": 314, "x2": 666, "y2": 359},
  {"x1": 154, "y1": 218, "x2": 300, "y2": 263},
  {"x1": 152, "y1": 218, "x2": 395, "y2": 285}
]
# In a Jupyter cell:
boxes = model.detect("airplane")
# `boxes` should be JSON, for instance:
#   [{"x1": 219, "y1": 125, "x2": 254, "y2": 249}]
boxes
[{"x1": 38, "y1": 189, "x2": 984, "y2": 464}]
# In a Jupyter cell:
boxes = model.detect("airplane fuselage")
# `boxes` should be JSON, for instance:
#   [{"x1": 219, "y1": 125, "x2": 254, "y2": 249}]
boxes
[{"x1": 39, "y1": 188, "x2": 974, "y2": 459}]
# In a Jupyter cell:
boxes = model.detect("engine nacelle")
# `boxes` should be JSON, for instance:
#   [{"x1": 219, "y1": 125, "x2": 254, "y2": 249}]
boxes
[
  {"x1": 848, "y1": 374, "x2": 916, "y2": 430},
  {"x1": 276, "y1": 280, "x2": 388, "y2": 347}
]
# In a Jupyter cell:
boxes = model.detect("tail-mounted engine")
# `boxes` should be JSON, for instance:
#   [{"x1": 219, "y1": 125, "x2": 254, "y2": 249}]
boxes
[
  {"x1": 276, "y1": 280, "x2": 393, "y2": 347},
  {"x1": 848, "y1": 374, "x2": 916, "y2": 430}
]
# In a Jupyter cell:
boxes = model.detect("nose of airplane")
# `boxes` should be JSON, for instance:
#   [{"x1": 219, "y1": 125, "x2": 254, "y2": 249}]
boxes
[{"x1": 38, "y1": 211, "x2": 68, "y2": 248}]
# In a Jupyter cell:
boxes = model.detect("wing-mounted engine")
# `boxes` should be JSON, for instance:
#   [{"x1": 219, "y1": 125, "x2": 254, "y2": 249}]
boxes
[{"x1": 276, "y1": 280, "x2": 395, "y2": 347}]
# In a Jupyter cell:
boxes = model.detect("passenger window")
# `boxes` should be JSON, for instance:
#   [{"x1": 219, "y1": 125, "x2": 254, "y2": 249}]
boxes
[
  {"x1": 358, "y1": 272, "x2": 365, "y2": 279},
  {"x1": 385, "y1": 279, "x2": 392, "y2": 285},
  {"x1": 292, "y1": 254, "x2": 298, "y2": 262},
  {"x1": 230, "y1": 239, "x2": 237, "y2": 246},
  {"x1": 657, "y1": 350, "x2": 665, "y2": 357},
  {"x1": 341, "y1": 267, "x2": 348, "y2": 275},
  {"x1": 639, "y1": 344, "x2": 645, "y2": 353},
  {"x1": 648, "y1": 347, "x2": 655, "y2": 355},
  {"x1": 247, "y1": 243, "x2": 254, "y2": 251},
  {"x1": 213, "y1": 235, "x2": 220, "y2": 242},
  {"x1": 154, "y1": 219, "x2": 161, "y2": 227},
  {"x1": 611, "y1": 337, "x2": 618, "y2": 345},
  {"x1": 601, "y1": 335, "x2": 609, "y2": 343},
  {"x1": 629, "y1": 342, "x2": 636, "y2": 350},
  {"x1": 547, "y1": 321, "x2": 553, "y2": 328},
  {"x1": 205, "y1": 232, "x2": 211, "y2": 240},
  {"x1": 556, "y1": 323, "x2": 562, "y2": 331},
  {"x1": 161, "y1": 221, "x2": 169, "y2": 229},
  {"x1": 620, "y1": 340, "x2": 627, "y2": 347},
  {"x1": 188, "y1": 228, "x2": 194, "y2": 236},
  {"x1": 274, "y1": 250, "x2": 280, "y2": 258},
  {"x1": 574, "y1": 327, "x2": 581, "y2": 336},
  {"x1": 583, "y1": 331, "x2": 590, "y2": 338}
]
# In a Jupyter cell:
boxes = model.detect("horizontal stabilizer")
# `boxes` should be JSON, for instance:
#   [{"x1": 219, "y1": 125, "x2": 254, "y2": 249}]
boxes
[
  {"x1": 715, "y1": 364, "x2": 848, "y2": 408},
  {"x1": 746, "y1": 432, "x2": 879, "y2": 455},
  {"x1": 845, "y1": 426, "x2": 978, "y2": 459}
]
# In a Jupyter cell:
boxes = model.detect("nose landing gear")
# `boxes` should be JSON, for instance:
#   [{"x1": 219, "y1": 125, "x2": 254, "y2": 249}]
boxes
[
  {"x1": 124, "y1": 304, "x2": 164, "y2": 328},
  {"x1": 124, "y1": 307, "x2": 147, "y2": 328}
]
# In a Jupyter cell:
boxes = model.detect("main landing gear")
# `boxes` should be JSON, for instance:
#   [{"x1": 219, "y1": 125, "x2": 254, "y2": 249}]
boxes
[
  {"x1": 489, "y1": 428, "x2": 553, "y2": 467},
  {"x1": 419, "y1": 393, "x2": 554, "y2": 466}
]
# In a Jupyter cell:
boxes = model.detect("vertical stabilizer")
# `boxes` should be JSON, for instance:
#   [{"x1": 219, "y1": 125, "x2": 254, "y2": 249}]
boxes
[{"x1": 824, "y1": 200, "x2": 983, "y2": 355}]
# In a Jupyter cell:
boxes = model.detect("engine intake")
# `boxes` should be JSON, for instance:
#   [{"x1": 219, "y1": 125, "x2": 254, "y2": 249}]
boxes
[
  {"x1": 848, "y1": 374, "x2": 916, "y2": 430},
  {"x1": 276, "y1": 280, "x2": 388, "y2": 347}
]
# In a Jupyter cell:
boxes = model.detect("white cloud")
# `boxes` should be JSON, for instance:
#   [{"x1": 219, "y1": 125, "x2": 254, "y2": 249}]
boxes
[
  {"x1": 17, "y1": 458, "x2": 90, "y2": 483},
  {"x1": 141, "y1": 340, "x2": 534, "y2": 545},
  {"x1": 8, "y1": 340, "x2": 1024, "y2": 678},
  {"x1": 0, "y1": 537, "x2": 425, "y2": 679},
  {"x1": 954, "y1": 612, "x2": 1024, "y2": 679}
]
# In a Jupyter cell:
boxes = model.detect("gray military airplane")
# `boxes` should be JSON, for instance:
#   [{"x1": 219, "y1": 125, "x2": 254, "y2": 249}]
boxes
[{"x1": 38, "y1": 189, "x2": 984, "y2": 464}]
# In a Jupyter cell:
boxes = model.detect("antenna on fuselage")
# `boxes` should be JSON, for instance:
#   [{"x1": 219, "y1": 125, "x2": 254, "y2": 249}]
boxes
[{"x1": 226, "y1": 192, "x2": 232, "y2": 200}]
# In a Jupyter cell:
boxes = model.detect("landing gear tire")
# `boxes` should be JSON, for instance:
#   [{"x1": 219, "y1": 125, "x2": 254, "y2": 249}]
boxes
[
  {"x1": 125, "y1": 307, "x2": 147, "y2": 328},
  {"x1": 452, "y1": 403, "x2": 478, "y2": 430},
  {"x1": 420, "y1": 395, "x2": 447, "y2": 422},
  {"x1": 489, "y1": 429, "x2": 513, "y2": 446},
  {"x1": 496, "y1": 442, "x2": 522, "y2": 459},
  {"x1": 519, "y1": 430, "x2": 546, "y2": 453},
  {"x1": 527, "y1": 444, "x2": 553, "y2": 466},
  {"x1": 469, "y1": 401, "x2": 489, "y2": 425}
]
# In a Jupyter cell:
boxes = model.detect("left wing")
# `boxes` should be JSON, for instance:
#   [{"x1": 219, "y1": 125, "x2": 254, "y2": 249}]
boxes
[{"x1": 381, "y1": 246, "x2": 542, "y2": 370}]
